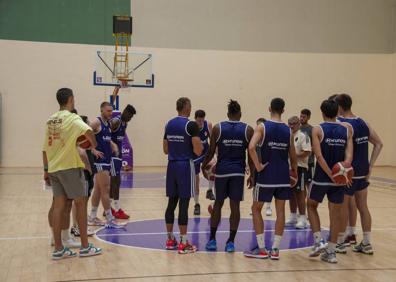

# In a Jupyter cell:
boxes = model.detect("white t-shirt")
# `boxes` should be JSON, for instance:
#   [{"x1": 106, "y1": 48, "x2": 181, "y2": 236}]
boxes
[{"x1": 294, "y1": 130, "x2": 312, "y2": 169}]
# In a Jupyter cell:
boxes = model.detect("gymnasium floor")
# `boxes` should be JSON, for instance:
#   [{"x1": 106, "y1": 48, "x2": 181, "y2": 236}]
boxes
[{"x1": 0, "y1": 167, "x2": 395, "y2": 282}]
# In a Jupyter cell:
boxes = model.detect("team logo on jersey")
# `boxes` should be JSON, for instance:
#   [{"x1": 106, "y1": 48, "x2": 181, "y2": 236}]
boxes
[
  {"x1": 355, "y1": 136, "x2": 368, "y2": 144},
  {"x1": 325, "y1": 138, "x2": 346, "y2": 146}
]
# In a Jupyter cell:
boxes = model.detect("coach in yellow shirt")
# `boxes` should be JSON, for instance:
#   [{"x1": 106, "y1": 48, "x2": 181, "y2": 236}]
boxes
[{"x1": 43, "y1": 88, "x2": 102, "y2": 260}]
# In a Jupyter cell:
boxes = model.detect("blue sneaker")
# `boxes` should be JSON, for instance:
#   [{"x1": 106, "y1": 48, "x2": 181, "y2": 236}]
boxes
[
  {"x1": 105, "y1": 219, "x2": 127, "y2": 229},
  {"x1": 205, "y1": 239, "x2": 217, "y2": 251},
  {"x1": 225, "y1": 241, "x2": 235, "y2": 253}
]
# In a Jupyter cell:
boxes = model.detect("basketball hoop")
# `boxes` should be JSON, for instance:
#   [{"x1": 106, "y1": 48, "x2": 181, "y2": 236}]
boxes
[{"x1": 118, "y1": 77, "x2": 133, "y2": 88}]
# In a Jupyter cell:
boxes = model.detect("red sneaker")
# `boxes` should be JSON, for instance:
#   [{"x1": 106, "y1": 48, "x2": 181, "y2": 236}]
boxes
[
  {"x1": 178, "y1": 241, "x2": 197, "y2": 254},
  {"x1": 165, "y1": 239, "x2": 178, "y2": 250},
  {"x1": 115, "y1": 209, "x2": 130, "y2": 220}
]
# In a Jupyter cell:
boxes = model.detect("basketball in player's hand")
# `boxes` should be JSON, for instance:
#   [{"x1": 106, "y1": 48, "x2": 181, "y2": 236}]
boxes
[
  {"x1": 290, "y1": 170, "x2": 298, "y2": 187},
  {"x1": 332, "y1": 162, "x2": 354, "y2": 185},
  {"x1": 76, "y1": 135, "x2": 91, "y2": 149},
  {"x1": 204, "y1": 164, "x2": 216, "y2": 181}
]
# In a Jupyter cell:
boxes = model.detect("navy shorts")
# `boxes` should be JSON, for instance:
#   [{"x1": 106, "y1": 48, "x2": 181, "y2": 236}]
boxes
[
  {"x1": 293, "y1": 167, "x2": 308, "y2": 191},
  {"x1": 93, "y1": 155, "x2": 111, "y2": 173},
  {"x1": 308, "y1": 183, "x2": 345, "y2": 204},
  {"x1": 344, "y1": 178, "x2": 369, "y2": 196},
  {"x1": 111, "y1": 157, "x2": 123, "y2": 177},
  {"x1": 166, "y1": 160, "x2": 195, "y2": 199},
  {"x1": 214, "y1": 176, "x2": 245, "y2": 201},
  {"x1": 194, "y1": 160, "x2": 202, "y2": 175},
  {"x1": 253, "y1": 185, "x2": 291, "y2": 202}
]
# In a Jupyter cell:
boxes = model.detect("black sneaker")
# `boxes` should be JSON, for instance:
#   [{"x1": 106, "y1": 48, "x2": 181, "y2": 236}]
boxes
[
  {"x1": 71, "y1": 226, "x2": 80, "y2": 237},
  {"x1": 206, "y1": 189, "x2": 215, "y2": 201},
  {"x1": 194, "y1": 204, "x2": 201, "y2": 215}
]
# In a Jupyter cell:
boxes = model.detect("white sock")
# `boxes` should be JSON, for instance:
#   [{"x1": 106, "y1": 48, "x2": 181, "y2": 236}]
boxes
[
  {"x1": 290, "y1": 213, "x2": 297, "y2": 220},
  {"x1": 208, "y1": 181, "x2": 214, "y2": 190},
  {"x1": 167, "y1": 232, "x2": 175, "y2": 240},
  {"x1": 256, "y1": 233, "x2": 265, "y2": 249},
  {"x1": 328, "y1": 242, "x2": 336, "y2": 253},
  {"x1": 337, "y1": 232, "x2": 345, "y2": 244},
  {"x1": 314, "y1": 231, "x2": 322, "y2": 244},
  {"x1": 363, "y1": 232, "x2": 371, "y2": 245},
  {"x1": 114, "y1": 200, "x2": 120, "y2": 211},
  {"x1": 272, "y1": 235, "x2": 282, "y2": 249},
  {"x1": 299, "y1": 215, "x2": 307, "y2": 222},
  {"x1": 105, "y1": 209, "x2": 114, "y2": 221},
  {"x1": 351, "y1": 226, "x2": 357, "y2": 235},
  {"x1": 180, "y1": 234, "x2": 188, "y2": 244},
  {"x1": 90, "y1": 206, "x2": 98, "y2": 219},
  {"x1": 61, "y1": 229, "x2": 70, "y2": 241}
]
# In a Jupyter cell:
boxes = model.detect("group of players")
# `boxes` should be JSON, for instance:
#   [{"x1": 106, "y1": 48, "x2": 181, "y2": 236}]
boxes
[
  {"x1": 163, "y1": 94, "x2": 383, "y2": 264},
  {"x1": 43, "y1": 87, "x2": 382, "y2": 262},
  {"x1": 43, "y1": 87, "x2": 136, "y2": 259}
]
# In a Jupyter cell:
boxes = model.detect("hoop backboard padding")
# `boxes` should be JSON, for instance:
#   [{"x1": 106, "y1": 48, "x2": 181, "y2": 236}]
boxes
[
  {"x1": 94, "y1": 51, "x2": 154, "y2": 88},
  {"x1": 113, "y1": 16, "x2": 132, "y2": 34}
]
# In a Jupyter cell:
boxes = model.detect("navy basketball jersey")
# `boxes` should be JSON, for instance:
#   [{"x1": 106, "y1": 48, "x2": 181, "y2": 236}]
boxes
[
  {"x1": 313, "y1": 122, "x2": 348, "y2": 185},
  {"x1": 111, "y1": 117, "x2": 127, "y2": 153},
  {"x1": 194, "y1": 120, "x2": 210, "y2": 162},
  {"x1": 256, "y1": 120, "x2": 291, "y2": 187},
  {"x1": 337, "y1": 117, "x2": 370, "y2": 178},
  {"x1": 216, "y1": 121, "x2": 249, "y2": 176},
  {"x1": 165, "y1": 116, "x2": 195, "y2": 161},
  {"x1": 95, "y1": 117, "x2": 112, "y2": 162}
]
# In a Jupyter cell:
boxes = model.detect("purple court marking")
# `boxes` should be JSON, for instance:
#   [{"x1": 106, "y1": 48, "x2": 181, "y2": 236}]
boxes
[
  {"x1": 96, "y1": 218, "x2": 329, "y2": 253},
  {"x1": 120, "y1": 172, "x2": 210, "y2": 189}
]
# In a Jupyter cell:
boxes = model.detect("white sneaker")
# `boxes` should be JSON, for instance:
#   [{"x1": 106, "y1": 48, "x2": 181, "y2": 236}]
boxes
[
  {"x1": 295, "y1": 218, "x2": 307, "y2": 229},
  {"x1": 285, "y1": 216, "x2": 298, "y2": 226},
  {"x1": 265, "y1": 206, "x2": 272, "y2": 216},
  {"x1": 62, "y1": 236, "x2": 81, "y2": 248}
]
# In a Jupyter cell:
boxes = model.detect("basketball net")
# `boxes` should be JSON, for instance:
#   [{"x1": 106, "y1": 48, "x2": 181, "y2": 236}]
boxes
[{"x1": 111, "y1": 78, "x2": 132, "y2": 109}]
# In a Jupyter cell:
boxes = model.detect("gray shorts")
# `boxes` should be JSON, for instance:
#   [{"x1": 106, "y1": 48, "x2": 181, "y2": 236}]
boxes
[{"x1": 49, "y1": 168, "x2": 87, "y2": 199}]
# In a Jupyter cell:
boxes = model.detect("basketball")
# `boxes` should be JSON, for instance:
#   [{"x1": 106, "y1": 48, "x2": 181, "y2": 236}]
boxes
[
  {"x1": 76, "y1": 135, "x2": 91, "y2": 149},
  {"x1": 332, "y1": 162, "x2": 354, "y2": 185},
  {"x1": 290, "y1": 170, "x2": 298, "y2": 187},
  {"x1": 204, "y1": 164, "x2": 216, "y2": 181}
]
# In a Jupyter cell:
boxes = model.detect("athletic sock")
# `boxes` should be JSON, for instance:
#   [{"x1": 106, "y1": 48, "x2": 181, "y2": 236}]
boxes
[
  {"x1": 256, "y1": 233, "x2": 265, "y2": 249},
  {"x1": 363, "y1": 232, "x2": 371, "y2": 245},
  {"x1": 351, "y1": 226, "x2": 357, "y2": 235},
  {"x1": 167, "y1": 232, "x2": 175, "y2": 240},
  {"x1": 328, "y1": 242, "x2": 336, "y2": 253},
  {"x1": 337, "y1": 232, "x2": 345, "y2": 244},
  {"x1": 105, "y1": 209, "x2": 114, "y2": 221},
  {"x1": 272, "y1": 235, "x2": 282, "y2": 249},
  {"x1": 90, "y1": 206, "x2": 98, "y2": 219},
  {"x1": 180, "y1": 234, "x2": 188, "y2": 244},
  {"x1": 314, "y1": 231, "x2": 322, "y2": 244},
  {"x1": 289, "y1": 213, "x2": 297, "y2": 220},
  {"x1": 227, "y1": 230, "x2": 237, "y2": 243},
  {"x1": 114, "y1": 200, "x2": 120, "y2": 211},
  {"x1": 210, "y1": 227, "x2": 217, "y2": 240}
]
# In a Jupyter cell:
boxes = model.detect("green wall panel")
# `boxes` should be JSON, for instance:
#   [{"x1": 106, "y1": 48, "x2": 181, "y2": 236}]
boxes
[{"x1": 0, "y1": 0, "x2": 130, "y2": 45}]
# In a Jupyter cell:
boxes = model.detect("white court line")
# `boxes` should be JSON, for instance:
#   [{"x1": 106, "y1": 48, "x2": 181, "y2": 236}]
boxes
[
  {"x1": 2, "y1": 227, "x2": 396, "y2": 241},
  {"x1": 97, "y1": 229, "x2": 312, "y2": 237}
]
